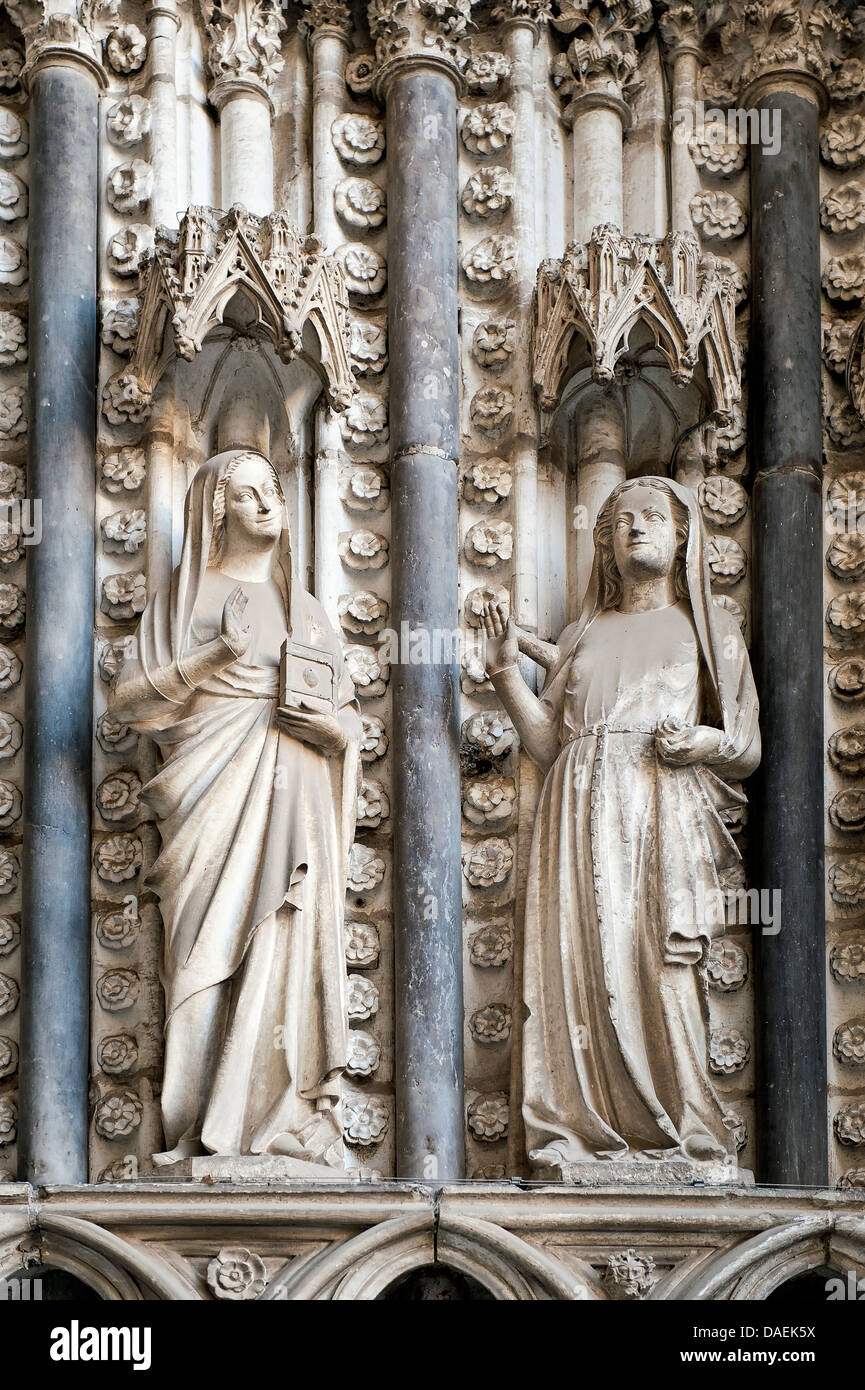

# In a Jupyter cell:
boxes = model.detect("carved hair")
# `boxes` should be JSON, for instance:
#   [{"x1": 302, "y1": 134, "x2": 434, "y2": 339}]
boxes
[
  {"x1": 208, "y1": 451, "x2": 284, "y2": 566},
  {"x1": 592, "y1": 477, "x2": 690, "y2": 611}
]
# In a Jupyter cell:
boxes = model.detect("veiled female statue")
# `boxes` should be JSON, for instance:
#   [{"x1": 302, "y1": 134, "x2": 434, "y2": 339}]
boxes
[
  {"x1": 110, "y1": 449, "x2": 361, "y2": 1167},
  {"x1": 482, "y1": 476, "x2": 760, "y2": 1171}
]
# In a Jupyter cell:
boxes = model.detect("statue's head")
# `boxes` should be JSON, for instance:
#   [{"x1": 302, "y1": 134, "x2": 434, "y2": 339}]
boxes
[
  {"x1": 209, "y1": 450, "x2": 284, "y2": 565},
  {"x1": 594, "y1": 476, "x2": 690, "y2": 610}
]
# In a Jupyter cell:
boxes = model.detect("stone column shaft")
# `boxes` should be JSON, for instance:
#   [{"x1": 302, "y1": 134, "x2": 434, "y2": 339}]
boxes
[
  {"x1": 670, "y1": 47, "x2": 701, "y2": 232},
  {"x1": 309, "y1": 28, "x2": 349, "y2": 250},
  {"x1": 575, "y1": 392, "x2": 626, "y2": 605},
  {"x1": 213, "y1": 82, "x2": 274, "y2": 213},
  {"x1": 147, "y1": 0, "x2": 180, "y2": 227},
  {"x1": 385, "y1": 62, "x2": 464, "y2": 1180},
  {"x1": 19, "y1": 52, "x2": 102, "y2": 1185},
  {"x1": 571, "y1": 99, "x2": 624, "y2": 240},
  {"x1": 749, "y1": 79, "x2": 827, "y2": 1187}
]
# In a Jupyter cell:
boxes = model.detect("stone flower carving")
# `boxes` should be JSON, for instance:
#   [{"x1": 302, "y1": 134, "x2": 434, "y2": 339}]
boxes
[
  {"x1": 0, "y1": 1095, "x2": 16, "y2": 1147},
  {"x1": 829, "y1": 727, "x2": 865, "y2": 775},
  {"x1": 0, "y1": 530, "x2": 21, "y2": 569},
  {"x1": 834, "y1": 1019, "x2": 865, "y2": 1066},
  {"x1": 462, "y1": 708, "x2": 517, "y2": 758},
  {"x1": 831, "y1": 790, "x2": 865, "y2": 833},
  {"x1": 107, "y1": 159, "x2": 154, "y2": 215},
  {"x1": 835, "y1": 1101, "x2": 865, "y2": 1145},
  {"x1": 101, "y1": 572, "x2": 146, "y2": 621},
  {"x1": 706, "y1": 937, "x2": 749, "y2": 992},
  {"x1": 0, "y1": 235, "x2": 26, "y2": 287},
  {"x1": 97, "y1": 1155, "x2": 139, "y2": 1182},
  {"x1": 107, "y1": 224, "x2": 154, "y2": 278},
  {"x1": 821, "y1": 114, "x2": 865, "y2": 170},
  {"x1": 106, "y1": 24, "x2": 147, "y2": 74},
  {"x1": 827, "y1": 398, "x2": 865, "y2": 450},
  {"x1": 709, "y1": 1028, "x2": 750, "y2": 1074},
  {"x1": 97, "y1": 1032, "x2": 139, "y2": 1076},
  {"x1": 340, "y1": 462, "x2": 389, "y2": 511},
  {"x1": 469, "y1": 919, "x2": 513, "y2": 967},
  {"x1": 347, "y1": 843, "x2": 385, "y2": 893},
  {"x1": 339, "y1": 590, "x2": 389, "y2": 635},
  {"x1": 472, "y1": 320, "x2": 515, "y2": 369},
  {"x1": 357, "y1": 777, "x2": 389, "y2": 828},
  {"x1": 838, "y1": 1167, "x2": 865, "y2": 1190},
  {"x1": 470, "y1": 1003, "x2": 512, "y2": 1044},
  {"x1": 339, "y1": 529, "x2": 388, "y2": 570},
  {"x1": 828, "y1": 58, "x2": 865, "y2": 104},
  {"x1": 465, "y1": 51, "x2": 511, "y2": 95},
  {"x1": 467, "y1": 1092, "x2": 508, "y2": 1142},
  {"x1": 102, "y1": 371, "x2": 152, "y2": 425},
  {"x1": 465, "y1": 519, "x2": 513, "y2": 567},
  {"x1": 96, "y1": 967, "x2": 140, "y2": 1012},
  {"x1": 340, "y1": 392, "x2": 389, "y2": 447},
  {"x1": 697, "y1": 474, "x2": 747, "y2": 526},
  {"x1": 828, "y1": 473, "x2": 865, "y2": 524},
  {"x1": 829, "y1": 856, "x2": 865, "y2": 908},
  {"x1": 0, "y1": 916, "x2": 19, "y2": 956},
  {"x1": 0, "y1": 171, "x2": 26, "y2": 222},
  {"x1": 828, "y1": 532, "x2": 865, "y2": 580},
  {"x1": 462, "y1": 235, "x2": 516, "y2": 290},
  {"x1": 688, "y1": 128, "x2": 745, "y2": 176},
  {"x1": 461, "y1": 103, "x2": 516, "y2": 155},
  {"x1": 101, "y1": 446, "x2": 146, "y2": 494},
  {"x1": 101, "y1": 509, "x2": 146, "y2": 555},
  {"x1": 0, "y1": 1033, "x2": 16, "y2": 1078},
  {"x1": 0, "y1": 312, "x2": 25, "y2": 367},
  {"x1": 0, "y1": 49, "x2": 22, "y2": 93},
  {"x1": 827, "y1": 591, "x2": 865, "y2": 637},
  {"x1": 706, "y1": 535, "x2": 746, "y2": 584},
  {"x1": 0, "y1": 972, "x2": 18, "y2": 1017},
  {"x1": 831, "y1": 938, "x2": 865, "y2": 983},
  {"x1": 0, "y1": 850, "x2": 18, "y2": 895},
  {"x1": 344, "y1": 644, "x2": 389, "y2": 696},
  {"x1": 98, "y1": 636, "x2": 135, "y2": 684},
  {"x1": 461, "y1": 167, "x2": 515, "y2": 219},
  {"x1": 690, "y1": 191, "x2": 747, "y2": 241},
  {"x1": 470, "y1": 386, "x2": 514, "y2": 435},
  {"x1": 95, "y1": 899, "x2": 141, "y2": 950},
  {"x1": 0, "y1": 713, "x2": 21, "y2": 761},
  {"x1": 463, "y1": 775, "x2": 516, "y2": 826},
  {"x1": 207, "y1": 1248, "x2": 267, "y2": 1301},
  {"x1": 332, "y1": 113, "x2": 385, "y2": 166},
  {"x1": 344, "y1": 52, "x2": 376, "y2": 95},
  {"x1": 0, "y1": 108, "x2": 27, "y2": 159},
  {"x1": 604, "y1": 1250, "x2": 657, "y2": 1300},
  {"x1": 463, "y1": 456, "x2": 512, "y2": 504},
  {"x1": 0, "y1": 387, "x2": 25, "y2": 440},
  {"x1": 101, "y1": 299, "x2": 139, "y2": 356},
  {"x1": 0, "y1": 779, "x2": 22, "y2": 830},
  {"x1": 359, "y1": 714, "x2": 388, "y2": 762},
  {"x1": 824, "y1": 319, "x2": 856, "y2": 375},
  {"x1": 96, "y1": 771, "x2": 142, "y2": 824},
  {"x1": 823, "y1": 254, "x2": 865, "y2": 304},
  {"x1": 831, "y1": 660, "x2": 865, "y2": 702},
  {"x1": 463, "y1": 837, "x2": 513, "y2": 887},
  {"x1": 0, "y1": 583, "x2": 24, "y2": 636},
  {"x1": 94, "y1": 834, "x2": 143, "y2": 884},
  {"x1": 346, "y1": 1030, "x2": 381, "y2": 1079},
  {"x1": 106, "y1": 96, "x2": 152, "y2": 149},
  {"x1": 343, "y1": 1096, "x2": 389, "y2": 1147},
  {"x1": 347, "y1": 973, "x2": 379, "y2": 1021},
  {"x1": 345, "y1": 919, "x2": 380, "y2": 968},
  {"x1": 821, "y1": 181, "x2": 865, "y2": 235},
  {"x1": 95, "y1": 1090, "x2": 143, "y2": 1140},
  {"x1": 335, "y1": 176, "x2": 386, "y2": 229},
  {"x1": 336, "y1": 242, "x2": 387, "y2": 298},
  {"x1": 349, "y1": 318, "x2": 388, "y2": 377}
]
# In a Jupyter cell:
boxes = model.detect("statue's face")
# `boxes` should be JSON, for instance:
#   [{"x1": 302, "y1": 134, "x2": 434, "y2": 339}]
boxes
[
  {"x1": 611, "y1": 484, "x2": 678, "y2": 583},
  {"x1": 223, "y1": 455, "x2": 283, "y2": 547}
]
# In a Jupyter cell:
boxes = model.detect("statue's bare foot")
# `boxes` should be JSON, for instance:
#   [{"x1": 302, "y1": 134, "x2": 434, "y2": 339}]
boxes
[{"x1": 683, "y1": 1134, "x2": 727, "y2": 1162}]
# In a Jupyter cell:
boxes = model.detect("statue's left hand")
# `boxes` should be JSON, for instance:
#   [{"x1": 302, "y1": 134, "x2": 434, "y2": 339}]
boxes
[
  {"x1": 276, "y1": 704, "x2": 347, "y2": 756},
  {"x1": 654, "y1": 719, "x2": 722, "y2": 767}
]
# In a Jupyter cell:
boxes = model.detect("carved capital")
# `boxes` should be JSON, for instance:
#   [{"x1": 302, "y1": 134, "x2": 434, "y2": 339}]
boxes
[
  {"x1": 6, "y1": 0, "x2": 110, "y2": 86},
  {"x1": 715, "y1": 0, "x2": 854, "y2": 105},
  {"x1": 548, "y1": 0, "x2": 654, "y2": 121},
  {"x1": 297, "y1": 0, "x2": 352, "y2": 44},
  {"x1": 199, "y1": 0, "x2": 286, "y2": 98},
  {"x1": 489, "y1": 0, "x2": 552, "y2": 36},
  {"x1": 657, "y1": 1, "x2": 702, "y2": 61},
  {"x1": 367, "y1": 0, "x2": 473, "y2": 97}
]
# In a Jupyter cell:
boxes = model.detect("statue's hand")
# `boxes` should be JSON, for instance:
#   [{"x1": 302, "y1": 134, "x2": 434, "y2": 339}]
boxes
[
  {"x1": 480, "y1": 599, "x2": 519, "y2": 674},
  {"x1": 655, "y1": 719, "x2": 722, "y2": 767},
  {"x1": 220, "y1": 584, "x2": 252, "y2": 659},
  {"x1": 277, "y1": 704, "x2": 347, "y2": 756}
]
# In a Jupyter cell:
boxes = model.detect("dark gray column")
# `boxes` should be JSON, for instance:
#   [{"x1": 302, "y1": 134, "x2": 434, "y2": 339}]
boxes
[
  {"x1": 749, "y1": 81, "x2": 827, "y2": 1187},
  {"x1": 19, "y1": 52, "x2": 102, "y2": 1185},
  {"x1": 383, "y1": 62, "x2": 464, "y2": 1179}
]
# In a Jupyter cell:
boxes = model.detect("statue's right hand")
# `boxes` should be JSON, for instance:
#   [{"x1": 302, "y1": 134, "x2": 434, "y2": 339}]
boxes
[
  {"x1": 220, "y1": 584, "x2": 252, "y2": 659},
  {"x1": 480, "y1": 599, "x2": 519, "y2": 675}
]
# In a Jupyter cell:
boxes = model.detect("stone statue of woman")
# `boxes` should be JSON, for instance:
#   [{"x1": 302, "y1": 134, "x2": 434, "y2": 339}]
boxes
[
  {"x1": 482, "y1": 476, "x2": 760, "y2": 1174},
  {"x1": 110, "y1": 449, "x2": 361, "y2": 1169}
]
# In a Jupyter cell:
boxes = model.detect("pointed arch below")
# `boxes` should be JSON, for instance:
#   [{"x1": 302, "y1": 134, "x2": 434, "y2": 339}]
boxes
[{"x1": 661, "y1": 1215, "x2": 865, "y2": 1301}]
